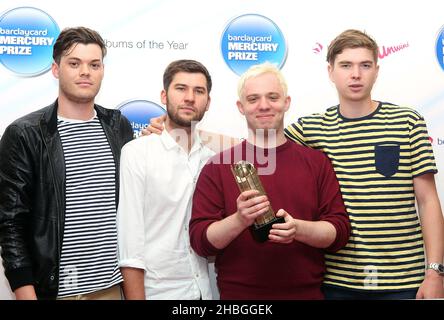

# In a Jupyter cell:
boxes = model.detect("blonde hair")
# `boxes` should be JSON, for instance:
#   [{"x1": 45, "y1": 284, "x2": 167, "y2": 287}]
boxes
[{"x1": 237, "y1": 62, "x2": 288, "y2": 99}]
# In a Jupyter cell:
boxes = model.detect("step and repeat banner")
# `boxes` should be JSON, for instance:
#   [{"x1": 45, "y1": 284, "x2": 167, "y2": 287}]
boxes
[{"x1": 1, "y1": 0, "x2": 444, "y2": 299}]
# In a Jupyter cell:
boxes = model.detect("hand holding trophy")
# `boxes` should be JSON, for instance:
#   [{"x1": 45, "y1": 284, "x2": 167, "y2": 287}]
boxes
[{"x1": 231, "y1": 160, "x2": 285, "y2": 242}]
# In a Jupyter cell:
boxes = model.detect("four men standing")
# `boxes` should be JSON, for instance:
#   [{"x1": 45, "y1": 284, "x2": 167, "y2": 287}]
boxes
[{"x1": 0, "y1": 26, "x2": 443, "y2": 300}]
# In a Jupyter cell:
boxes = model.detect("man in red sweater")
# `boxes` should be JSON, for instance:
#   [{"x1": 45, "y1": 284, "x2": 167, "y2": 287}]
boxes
[{"x1": 189, "y1": 62, "x2": 351, "y2": 299}]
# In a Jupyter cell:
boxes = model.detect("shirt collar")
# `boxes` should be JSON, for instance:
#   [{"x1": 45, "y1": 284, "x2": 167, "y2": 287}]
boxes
[
  {"x1": 160, "y1": 128, "x2": 204, "y2": 153},
  {"x1": 57, "y1": 109, "x2": 98, "y2": 123}
]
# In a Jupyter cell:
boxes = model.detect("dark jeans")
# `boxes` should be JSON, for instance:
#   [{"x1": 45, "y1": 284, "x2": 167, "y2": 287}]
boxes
[{"x1": 322, "y1": 285, "x2": 418, "y2": 300}]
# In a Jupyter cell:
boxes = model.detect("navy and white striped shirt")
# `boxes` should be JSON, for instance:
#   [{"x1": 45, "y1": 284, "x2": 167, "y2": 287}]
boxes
[{"x1": 57, "y1": 114, "x2": 122, "y2": 298}]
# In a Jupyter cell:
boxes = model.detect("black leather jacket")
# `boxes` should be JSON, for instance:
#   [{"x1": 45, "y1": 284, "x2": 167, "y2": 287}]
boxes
[{"x1": 0, "y1": 101, "x2": 133, "y2": 299}]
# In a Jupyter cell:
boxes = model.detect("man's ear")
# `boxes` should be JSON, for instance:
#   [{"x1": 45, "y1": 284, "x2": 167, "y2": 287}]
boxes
[
  {"x1": 284, "y1": 95, "x2": 291, "y2": 112},
  {"x1": 160, "y1": 89, "x2": 167, "y2": 105},
  {"x1": 205, "y1": 96, "x2": 211, "y2": 111},
  {"x1": 236, "y1": 100, "x2": 245, "y2": 115},
  {"x1": 327, "y1": 63, "x2": 334, "y2": 83},
  {"x1": 51, "y1": 62, "x2": 60, "y2": 79}
]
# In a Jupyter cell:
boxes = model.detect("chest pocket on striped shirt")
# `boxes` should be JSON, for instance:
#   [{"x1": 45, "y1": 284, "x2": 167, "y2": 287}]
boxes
[{"x1": 374, "y1": 144, "x2": 400, "y2": 177}]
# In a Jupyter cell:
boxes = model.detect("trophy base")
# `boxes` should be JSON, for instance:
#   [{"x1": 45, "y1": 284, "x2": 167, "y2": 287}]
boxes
[{"x1": 251, "y1": 216, "x2": 286, "y2": 243}]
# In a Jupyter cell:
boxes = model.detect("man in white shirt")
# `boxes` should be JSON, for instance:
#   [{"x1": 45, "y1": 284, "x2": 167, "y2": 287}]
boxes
[{"x1": 117, "y1": 60, "x2": 214, "y2": 299}]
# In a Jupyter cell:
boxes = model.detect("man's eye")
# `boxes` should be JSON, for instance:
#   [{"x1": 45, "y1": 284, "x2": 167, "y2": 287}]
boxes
[{"x1": 269, "y1": 95, "x2": 279, "y2": 101}]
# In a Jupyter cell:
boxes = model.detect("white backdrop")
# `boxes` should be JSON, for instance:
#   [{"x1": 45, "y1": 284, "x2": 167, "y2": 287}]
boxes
[{"x1": 1, "y1": 0, "x2": 444, "y2": 299}]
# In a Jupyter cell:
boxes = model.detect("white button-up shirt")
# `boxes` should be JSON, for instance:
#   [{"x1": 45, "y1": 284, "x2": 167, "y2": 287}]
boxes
[{"x1": 117, "y1": 130, "x2": 214, "y2": 300}]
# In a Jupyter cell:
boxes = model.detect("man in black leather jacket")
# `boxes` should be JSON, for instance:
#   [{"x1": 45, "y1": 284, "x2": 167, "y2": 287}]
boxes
[{"x1": 0, "y1": 27, "x2": 133, "y2": 299}]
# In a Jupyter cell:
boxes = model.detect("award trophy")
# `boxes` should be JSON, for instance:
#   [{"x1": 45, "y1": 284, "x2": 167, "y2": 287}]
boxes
[{"x1": 231, "y1": 160, "x2": 285, "y2": 242}]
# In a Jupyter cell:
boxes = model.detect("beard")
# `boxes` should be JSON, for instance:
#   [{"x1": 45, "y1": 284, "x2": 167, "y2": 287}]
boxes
[{"x1": 166, "y1": 102, "x2": 206, "y2": 127}]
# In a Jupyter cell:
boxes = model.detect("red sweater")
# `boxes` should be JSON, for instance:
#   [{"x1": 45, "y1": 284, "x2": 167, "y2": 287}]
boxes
[{"x1": 190, "y1": 140, "x2": 350, "y2": 299}]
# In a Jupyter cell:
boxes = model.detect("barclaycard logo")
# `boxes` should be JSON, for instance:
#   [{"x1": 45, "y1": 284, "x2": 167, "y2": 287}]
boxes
[
  {"x1": 117, "y1": 99, "x2": 166, "y2": 138},
  {"x1": 436, "y1": 24, "x2": 444, "y2": 72},
  {"x1": 220, "y1": 14, "x2": 287, "y2": 76},
  {"x1": 0, "y1": 7, "x2": 60, "y2": 77}
]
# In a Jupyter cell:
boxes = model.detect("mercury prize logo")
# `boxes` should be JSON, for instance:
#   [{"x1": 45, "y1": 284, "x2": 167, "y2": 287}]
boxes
[
  {"x1": 0, "y1": 7, "x2": 60, "y2": 77},
  {"x1": 221, "y1": 14, "x2": 287, "y2": 75}
]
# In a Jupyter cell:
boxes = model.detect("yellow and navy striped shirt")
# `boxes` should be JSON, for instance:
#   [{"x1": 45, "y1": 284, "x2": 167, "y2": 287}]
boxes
[{"x1": 284, "y1": 102, "x2": 437, "y2": 292}]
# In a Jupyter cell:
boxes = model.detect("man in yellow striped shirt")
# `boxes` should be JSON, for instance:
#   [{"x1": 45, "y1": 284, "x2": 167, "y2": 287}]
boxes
[{"x1": 285, "y1": 29, "x2": 444, "y2": 299}]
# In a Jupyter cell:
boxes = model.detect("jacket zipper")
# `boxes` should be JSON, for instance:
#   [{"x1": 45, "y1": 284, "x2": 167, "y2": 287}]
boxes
[{"x1": 39, "y1": 121, "x2": 62, "y2": 297}]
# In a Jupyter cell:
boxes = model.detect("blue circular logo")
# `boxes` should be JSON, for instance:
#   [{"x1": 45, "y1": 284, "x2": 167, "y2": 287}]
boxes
[
  {"x1": 436, "y1": 24, "x2": 444, "y2": 72},
  {"x1": 0, "y1": 7, "x2": 60, "y2": 77},
  {"x1": 221, "y1": 14, "x2": 287, "y2": 76},
  {"x1": 118, "y1": 100, "x2": 166, "y2": 138}
]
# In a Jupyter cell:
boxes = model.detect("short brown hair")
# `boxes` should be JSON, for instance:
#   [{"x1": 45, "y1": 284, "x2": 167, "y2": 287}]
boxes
[
  {"x1": 326, "y1": 29, "x2": 378, "y2": 65},
  {"x1": 52, "y1": 26, "x2": 107, "y2": 64},
  {"x1": 163, "y1": 59, "x2": 212, "y2": 93}
]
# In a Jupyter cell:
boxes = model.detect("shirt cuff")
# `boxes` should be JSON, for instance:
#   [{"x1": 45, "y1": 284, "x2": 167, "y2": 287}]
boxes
[{"x1": 118, "y1": 258, "x2": 146, "y2": 271}]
